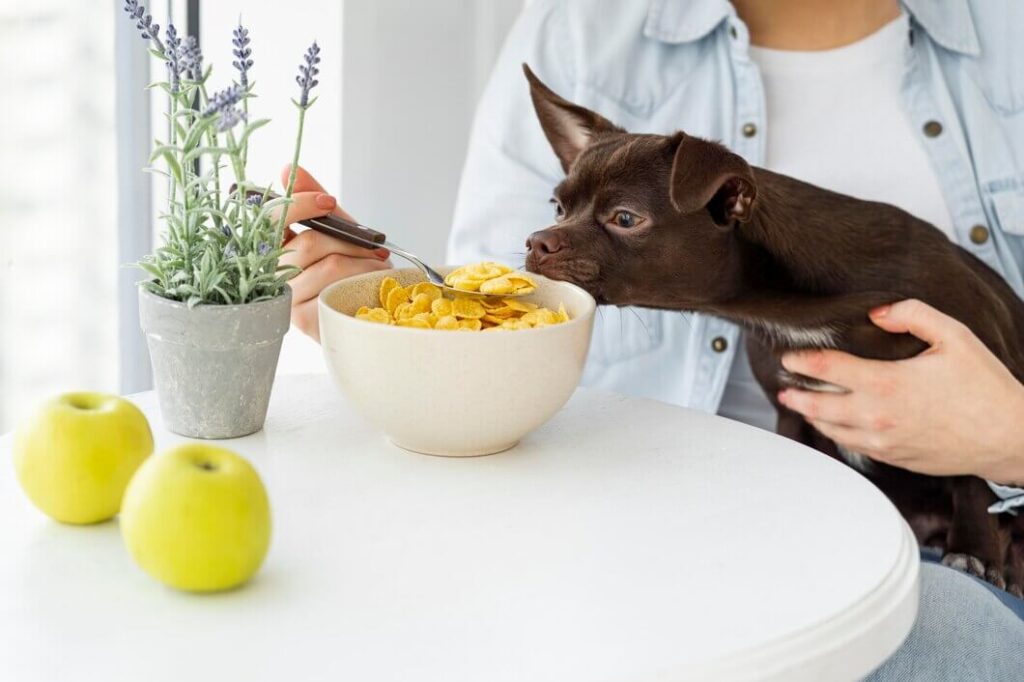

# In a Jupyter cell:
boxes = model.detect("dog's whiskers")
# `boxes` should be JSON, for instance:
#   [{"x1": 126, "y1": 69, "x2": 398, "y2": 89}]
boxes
[{"x1": 627, "y1": 306, "x2": 652, "y2": 342}]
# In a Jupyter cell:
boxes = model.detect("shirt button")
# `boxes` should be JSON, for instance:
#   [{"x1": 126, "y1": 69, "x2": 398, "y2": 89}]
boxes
[
  {"x1": 969, "y1": 224, "x2": 990, "y2": 245},
  {"x1": 729, "y1": 26, "x2": 738, "y2": 39},
  {"x1": 711, "y1": 336, "x2": 728, "y2": 353},
  {"x1": 923, "y1": 120, "x2": 943, "y2": 137},
  {"x1": 742, "y1": 123, "x2": 757, "y2": 138}
]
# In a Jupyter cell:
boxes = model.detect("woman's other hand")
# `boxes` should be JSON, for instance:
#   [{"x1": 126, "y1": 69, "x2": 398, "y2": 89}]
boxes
[
  {"x1": 277, "y1": 165, "x2": 392, "y2": 341},
  {"x1": 778, "y1": 299, "x2": 1024, "y2": 485}
]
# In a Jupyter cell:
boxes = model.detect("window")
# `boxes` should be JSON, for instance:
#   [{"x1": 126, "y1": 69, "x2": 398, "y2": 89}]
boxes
[{"x1": 0, "y1": 0, "x2": 119, "y2": 431}]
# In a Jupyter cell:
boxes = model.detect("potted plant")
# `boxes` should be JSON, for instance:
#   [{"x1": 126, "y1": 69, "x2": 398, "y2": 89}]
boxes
[{"x1": 123, "y1": 2, "x2": 321, "y2": 438}]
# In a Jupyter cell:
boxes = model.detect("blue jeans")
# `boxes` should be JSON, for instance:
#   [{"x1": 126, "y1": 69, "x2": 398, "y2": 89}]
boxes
[
  {"x1": 918, "y1": 548, "x2": 1024, "y2": 619},
  {"x1": 866, "y1": 556, "x2": 1024, "y2": 681}
]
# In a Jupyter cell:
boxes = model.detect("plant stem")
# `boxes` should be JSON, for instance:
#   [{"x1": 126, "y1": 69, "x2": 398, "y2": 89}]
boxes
[
  {"x1": 241, "y1": 90, "x2": 250, "y2": 167},
  {"x1": 168, "y1": 97, "x2": 178, "y2": 207},
  {"x1": 199, "y1": 83, "x2": 223, "y2": 230},
  {"x1": 275, "y1": 105, "x2": 307, "y2": 244},
  {"x1": 225, "y1": 129, "x2": 246, "y2": 195}
]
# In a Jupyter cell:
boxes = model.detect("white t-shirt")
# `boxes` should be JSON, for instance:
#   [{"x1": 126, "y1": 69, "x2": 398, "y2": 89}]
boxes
[{"x1": 718, "y1": 12, "x2": 955, "y2": 431}]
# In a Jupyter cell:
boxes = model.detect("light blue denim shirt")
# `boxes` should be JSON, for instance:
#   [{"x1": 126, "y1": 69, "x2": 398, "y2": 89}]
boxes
[{"x1": 447, "y1": 0, "x2": 1024, "y2": 510}]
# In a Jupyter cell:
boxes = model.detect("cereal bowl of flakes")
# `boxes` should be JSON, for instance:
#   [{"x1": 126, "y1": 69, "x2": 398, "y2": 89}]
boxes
[{"x1": 319, "y1": 263, "x2": 596, "y2": 456}]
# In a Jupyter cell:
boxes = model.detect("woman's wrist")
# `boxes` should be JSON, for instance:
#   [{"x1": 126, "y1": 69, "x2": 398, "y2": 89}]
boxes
[{"x1": 984, "y1": 382, "x2": 1024, "y2": 487}]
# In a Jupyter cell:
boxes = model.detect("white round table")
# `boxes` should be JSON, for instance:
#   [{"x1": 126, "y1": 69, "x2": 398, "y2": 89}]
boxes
[{"x1": 0, "y1": 373, "x2": 918, "y2": 681}]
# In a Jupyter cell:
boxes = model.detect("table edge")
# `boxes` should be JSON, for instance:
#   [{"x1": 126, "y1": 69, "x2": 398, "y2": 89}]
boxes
[{"x1": 636, "y1": 519, "x2": 920, "y2": 682}]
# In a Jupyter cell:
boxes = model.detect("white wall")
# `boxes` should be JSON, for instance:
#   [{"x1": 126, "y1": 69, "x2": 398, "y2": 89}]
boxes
[{"x1": 340, "y1": 0, "x2": 523, "y2": 270}]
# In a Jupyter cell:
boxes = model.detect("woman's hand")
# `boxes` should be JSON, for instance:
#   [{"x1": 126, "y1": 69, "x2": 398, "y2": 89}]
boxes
[
  {"x1": 777, "y1": 299, "x2": 1024, "y2": 485},
  {"x1": 277, "y1": 165, "x2": 392, "y2": 341}
]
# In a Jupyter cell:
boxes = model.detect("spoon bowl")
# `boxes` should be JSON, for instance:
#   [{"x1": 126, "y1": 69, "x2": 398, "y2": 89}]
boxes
[{"x1": 300, "y1": 215, "x2": 532, "y2": 299}]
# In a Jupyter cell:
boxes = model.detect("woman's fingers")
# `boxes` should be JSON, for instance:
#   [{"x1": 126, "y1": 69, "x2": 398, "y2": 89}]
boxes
[
  {"x1": 287, "y1": 253, "x2": 392, "y2": 307},
  {"x1": 280, "y1": 164, "x2": 326, "y2": 195},
  {"x1": 288, "y1": 255, "x2": 393, "y2": 340},
  {"x1": 806, "y1": 419, "x2": 877, "y2": 457},
  {"x1": 274, "y1": 166, "x2": 356, "y2": 233},
  {"x1": 277, "y1": 190, "x2": 349, "y2": 227},
  {"x1": 275, "y1": 165, "x2": 396, "y2": 341},
  {"x1": 777, "y1": 388, "x2": 854, "y2": 426},
  {"x1": 280, "y1": 229, "x2": 389, "y2": 270},
  {"x1": 290, "y1": 298, "x2": 323, "y2": 342}
]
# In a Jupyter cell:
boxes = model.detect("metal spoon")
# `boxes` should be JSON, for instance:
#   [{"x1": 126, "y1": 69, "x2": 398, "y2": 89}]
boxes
[{"x1": 245, "y1": 187, "x2": 530, "y2": 299}]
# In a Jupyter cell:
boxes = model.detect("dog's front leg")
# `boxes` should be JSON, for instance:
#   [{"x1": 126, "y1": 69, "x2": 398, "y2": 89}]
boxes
[{"x1": 942, "y1": 476, "x2": 1008, "y2": 589}]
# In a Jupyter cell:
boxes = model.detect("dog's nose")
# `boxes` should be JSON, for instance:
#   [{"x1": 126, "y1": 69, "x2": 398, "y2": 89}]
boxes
[{"x1": 526, "y1": 229, "x2": 566, "y2": 256}]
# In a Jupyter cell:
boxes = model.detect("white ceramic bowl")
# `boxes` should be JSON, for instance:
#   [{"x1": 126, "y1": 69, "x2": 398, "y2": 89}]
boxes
[{"x1": 319, "y1": 267, "x2": 596, "y2": 456}]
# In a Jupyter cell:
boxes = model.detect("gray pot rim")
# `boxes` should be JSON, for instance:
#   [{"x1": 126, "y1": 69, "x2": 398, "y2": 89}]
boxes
[{"x1": 138, "y1": 283, "x2": 292, "y2": 313}]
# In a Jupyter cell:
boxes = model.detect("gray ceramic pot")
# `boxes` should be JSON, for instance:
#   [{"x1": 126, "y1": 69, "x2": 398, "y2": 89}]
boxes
[{"x1": 138, "y1": 287, "x2": 291, "y2": 439}]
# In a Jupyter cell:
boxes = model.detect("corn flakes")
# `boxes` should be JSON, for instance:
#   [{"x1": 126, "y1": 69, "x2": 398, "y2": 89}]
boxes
[{"x1": 351, "y1": 264, "x2": 571, "y2": 332}]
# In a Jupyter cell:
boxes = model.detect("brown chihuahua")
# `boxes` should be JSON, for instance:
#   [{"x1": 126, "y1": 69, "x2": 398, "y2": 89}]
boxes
[{"x1": 521, "y1": 64, "x2": 1024, "y2": 593}]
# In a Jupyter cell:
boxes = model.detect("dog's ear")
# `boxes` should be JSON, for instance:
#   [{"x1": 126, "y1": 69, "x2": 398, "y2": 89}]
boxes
[
  {"x1": 669, "y1": 134, "x2": 757, "y2": 226},
  {"x1": 523, "y1": 63, "x2": 622, "y2": 173}
]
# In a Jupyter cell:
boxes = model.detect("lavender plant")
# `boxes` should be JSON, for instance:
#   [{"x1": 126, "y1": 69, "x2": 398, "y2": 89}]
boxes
[{"x1": 124, "y1": 2, "x2": 320, "y2": 307}]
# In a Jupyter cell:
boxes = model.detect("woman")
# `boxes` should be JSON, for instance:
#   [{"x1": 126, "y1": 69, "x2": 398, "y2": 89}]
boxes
[{"x1": 279, "y1": 0, "x2": 1024, "y2": 676}]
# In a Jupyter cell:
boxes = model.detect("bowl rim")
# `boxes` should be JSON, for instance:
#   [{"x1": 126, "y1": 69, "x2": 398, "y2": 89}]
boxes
[{"x1": 318, "y1": 266, "x2": 597, "y2": 336}]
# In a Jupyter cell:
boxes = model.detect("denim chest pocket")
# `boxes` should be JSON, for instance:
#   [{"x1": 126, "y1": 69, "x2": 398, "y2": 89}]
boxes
[
  {"x1": 587, "y1": 306, "x2": 665, "y2": 365},
  {"x1": 988, "y1": 184, "x2": 1024, "y2": 237},
  {"x1": 983, "y1": 182, "x2": 1024, "y2": 294}
]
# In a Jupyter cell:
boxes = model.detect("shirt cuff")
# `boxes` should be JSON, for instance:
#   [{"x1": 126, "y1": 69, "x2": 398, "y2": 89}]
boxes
[{"x1": 987, "y1": 481, "x2": 1024, "y2": 515}]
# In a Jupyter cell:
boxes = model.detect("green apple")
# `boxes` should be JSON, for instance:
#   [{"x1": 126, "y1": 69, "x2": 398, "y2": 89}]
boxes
[
  {"x1": 120, "y1": 443, "x2": 271, "y2": 592},
  {"x1": 13, "y1": 392, "x2": 154, "y2": 524}
]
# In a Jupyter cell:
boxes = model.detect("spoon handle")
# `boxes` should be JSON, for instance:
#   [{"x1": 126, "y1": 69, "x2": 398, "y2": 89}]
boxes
[
  {"x1": 299, "y1": 214, "x2": 387, "y2": 248},
  {"x1": 234, "y1": 185, "x2": 387, "y2": 246}
]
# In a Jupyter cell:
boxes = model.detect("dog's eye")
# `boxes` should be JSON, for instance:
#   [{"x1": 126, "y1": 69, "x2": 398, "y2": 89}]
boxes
[
  {"x1": 551, "y1": 200, "x2": 565, "y2": 221},
  {"x1": 613, "y1": 211, "x2": 639, "y2": 229}
]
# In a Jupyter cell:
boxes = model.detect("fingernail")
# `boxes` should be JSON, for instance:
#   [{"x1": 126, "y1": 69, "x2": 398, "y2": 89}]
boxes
[
  {"x1": 315, "y1": 193, "x2": 336, "y2": 210},
  {"x1": 777, "y1": 390, "x2": 788, "y2": 405},
  {"x1": 870, "y1": 304, "x2": 891, "y2": 319},
  {"x1": 374, "y1": 248, "x2": 390, "y2": 259}
]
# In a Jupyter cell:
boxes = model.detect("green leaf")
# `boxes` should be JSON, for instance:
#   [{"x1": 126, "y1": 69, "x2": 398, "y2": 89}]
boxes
[
  {"x1": 252, "y1": 196, "x2": 291, "y2": 226},
  {"x1": 236, "y1": 118, "x2": 271, "y2": 150},
  {"x1": 181, "y1": 116, "x2": 217, "y2": 152},
  {"x1": 193, "y1": 206, "x2": 230, "y2": 225},
  {"x1": 182, "y1": 146, "x2": 231, "y2": 165},
  {"x1": 149, "y1": 147, "x2": 183, "y2": 186},
  {"x1": 147, "y1": 143, "x2": 178, "y2": 164}
]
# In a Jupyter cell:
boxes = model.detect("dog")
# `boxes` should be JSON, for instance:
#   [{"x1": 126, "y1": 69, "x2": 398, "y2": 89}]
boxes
[{"x1": 520, "y1": 64, "x2": 1024, "y2": 594}]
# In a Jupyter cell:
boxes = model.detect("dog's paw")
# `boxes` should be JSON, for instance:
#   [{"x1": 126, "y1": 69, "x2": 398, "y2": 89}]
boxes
[
  {"x1": 1008, "y1": 583, "x2": 1023, "y2": 599},
  {"x1": 941, "y1": 552, "x2": 1007, "y2": 590}
]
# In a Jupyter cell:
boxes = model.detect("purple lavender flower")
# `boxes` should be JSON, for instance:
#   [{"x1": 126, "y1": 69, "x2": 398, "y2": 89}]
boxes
[
  {"x1": 258, "y1": 243, "x2": 271, "y2": 256},
  {"x1": 245, "y1": 194, "x2": 263, "y2": 207},
  {"x1": 203, "y1": 84, "x2": 244, "y2": 118},
  {"x1": 295, "y1": 41, "x2": 320, "y2": 108},
  {"x1": 164, "y1": 23, "x2": 183, "y2": 92},
  {"x1": 216, "y1": 105, "x2": 246, "y2": 132},
  {"x1": 221, "y1": 223, "x2": 232, "y2": 237},
  {"x1": 181, "y1": 35, "x2": 203, "y2": 82},
  {"x1": 123, "y1": 0, "x2": 164, "y2": 53},
  {"x1": 232, "y1": 23, "x2": 253, "y2": 89}
]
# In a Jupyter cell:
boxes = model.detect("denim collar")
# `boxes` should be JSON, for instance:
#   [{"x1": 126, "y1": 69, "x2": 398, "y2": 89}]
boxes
[{"x1": 643, "y1": 0, "x2": 981, "y2": 56}]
